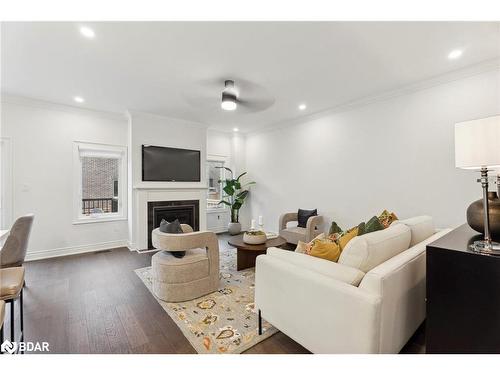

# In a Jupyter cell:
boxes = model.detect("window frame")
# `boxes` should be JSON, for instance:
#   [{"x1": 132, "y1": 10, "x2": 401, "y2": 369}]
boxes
[
  {"x1": 73, "y1": 141, "x2": 128, "y2": 224},
  {"x1": 206, "y1": 155, "x2": 228, "y2": 211}
]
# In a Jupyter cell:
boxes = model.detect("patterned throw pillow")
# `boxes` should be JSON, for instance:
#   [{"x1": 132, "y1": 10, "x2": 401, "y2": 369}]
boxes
[
  {"x1": 295, "y1": 233, "x2": 326, "y2": 254},
  {"x1": 378, "y1": 210, "x2": 399, "y2": 228}
]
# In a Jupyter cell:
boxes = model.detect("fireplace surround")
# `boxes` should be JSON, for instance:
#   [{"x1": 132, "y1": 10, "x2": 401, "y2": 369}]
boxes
[{"x1": 147, "y1": 200, "x2": 199, "y2": 249}]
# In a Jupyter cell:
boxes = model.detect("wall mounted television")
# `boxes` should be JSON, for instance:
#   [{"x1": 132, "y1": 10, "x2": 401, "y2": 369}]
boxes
[{"x1": 142, "y1": 145, "x2": 201, "y2": 182}]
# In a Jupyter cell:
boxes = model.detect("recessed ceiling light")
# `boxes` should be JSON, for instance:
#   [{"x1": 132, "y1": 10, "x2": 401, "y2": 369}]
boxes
[
  {"x1": 233, "y1": 128, "x2": 239, "y2": 132},
  {"x1": 448, "y1": 49, "x2": 463, "y2": 60},
  {"x1": 79, "y1": 26, "x2": 95, "y2": 39},
  {"x1": 298, "y1": 104, "x2": 307, "y2": 111},
  {"x1": 73, "y1": 96, "x2": 85, "y2": 103}
]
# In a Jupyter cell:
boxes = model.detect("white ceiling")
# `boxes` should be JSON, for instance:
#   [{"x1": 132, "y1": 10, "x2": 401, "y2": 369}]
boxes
[{"x1": 2, "y1": 22, "x2": 499, "y2": 132}]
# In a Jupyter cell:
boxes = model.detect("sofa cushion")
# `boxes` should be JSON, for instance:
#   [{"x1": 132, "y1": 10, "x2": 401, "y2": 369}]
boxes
[
  {"x1": 338, "y1": 223, "x2": 411, "y2": 273},
  {"x1": 297, "y1": 208, "x2": 317, "y2": 228},
  {"x1": 391, "y1": 215, "x2": 435, "y2": 247},
  {"x1": 281, "y1": 226, "x2": 307, "y2": 244},
  {"x1": 266, "y1": 247, "x2": 366, "y2": 286}
]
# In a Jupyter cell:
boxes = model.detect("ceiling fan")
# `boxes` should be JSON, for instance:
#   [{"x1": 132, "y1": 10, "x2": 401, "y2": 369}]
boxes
[
  {"x1": 183, "y1": 78, "x2": 274, "y2": 114},
  {"x1": 221, "y1": 80, "x2": 238, "y2": 111}
]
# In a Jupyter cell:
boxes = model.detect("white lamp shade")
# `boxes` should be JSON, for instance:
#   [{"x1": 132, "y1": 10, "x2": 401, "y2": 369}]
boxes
[{"x1": 455, "y1": 115, "x2": 500, "y2": 170}]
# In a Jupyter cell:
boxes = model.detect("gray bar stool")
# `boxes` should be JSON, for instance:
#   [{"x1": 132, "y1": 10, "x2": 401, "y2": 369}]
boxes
[{"x1": 0, "y1": 266, "x2": 25, "y2": 354}]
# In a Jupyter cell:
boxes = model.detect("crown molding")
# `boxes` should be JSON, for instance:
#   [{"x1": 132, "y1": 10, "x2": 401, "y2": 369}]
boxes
[
  {"x1": 248, "y1": 57, "x2": 500, "y2": 135},
  {"x1": 1, "y1": 93, "x2": 128, "y2": 122}
]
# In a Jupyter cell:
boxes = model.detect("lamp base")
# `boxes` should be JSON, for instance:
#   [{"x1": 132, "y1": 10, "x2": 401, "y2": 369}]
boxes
[{"x1": 470, "y1": 240, "x2": 500, "y2": 255}]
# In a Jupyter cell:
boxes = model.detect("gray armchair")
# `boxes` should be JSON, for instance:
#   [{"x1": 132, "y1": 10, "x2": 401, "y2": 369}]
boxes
[
  {"x1": 0, "y1": 214, "x2": 34, "y2": 268},
  {"x1": 279, "y1": 212, "x2": 323, "y2": 245}
]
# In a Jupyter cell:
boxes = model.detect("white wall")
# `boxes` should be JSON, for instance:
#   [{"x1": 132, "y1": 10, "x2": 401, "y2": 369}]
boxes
[
  {"x1": 129, "y1": 112, "x2": 208, "y2": 188},
  {"x1": 1, "y1": 99, "x2": 129, "y2": 259},
  {"x1": 128, "y1": 111, "x2": 209, "y2": 249},
  {"x1": 246, "y1": 69, "x2": 500, "y2": 232}
]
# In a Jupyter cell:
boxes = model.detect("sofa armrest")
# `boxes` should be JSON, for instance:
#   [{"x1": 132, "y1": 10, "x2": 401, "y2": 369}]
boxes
[
  {"x1": 255, "y1": 254, "x2": 381, "y2": 353},
  {"x1": 266, "y1": 247, "x2": 365, "y2": 286},
  {"x1": 305, "y1": 215, "x2": 323, "y2": 242},
  {"x1": 279, "y1": 212, "x2": 298, "y2": 230}
]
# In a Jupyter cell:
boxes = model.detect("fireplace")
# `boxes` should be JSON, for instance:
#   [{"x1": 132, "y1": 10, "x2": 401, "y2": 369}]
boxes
[{"x1": 147, "y1": 200, "x2": 200, "y2": 249}]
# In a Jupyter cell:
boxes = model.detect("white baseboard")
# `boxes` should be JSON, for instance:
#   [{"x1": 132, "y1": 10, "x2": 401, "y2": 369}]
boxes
[
  {"x1": 25, "y1": 239, "x2": 129, "y2": 262},
  {"x1": 126, "y1": 241, "x2": 138, "y2": 251}
]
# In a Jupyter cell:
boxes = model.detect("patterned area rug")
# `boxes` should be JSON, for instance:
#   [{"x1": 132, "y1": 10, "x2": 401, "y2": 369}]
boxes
[{"x1": 134, "y1": 247, "x2": 277, "y2": 354}]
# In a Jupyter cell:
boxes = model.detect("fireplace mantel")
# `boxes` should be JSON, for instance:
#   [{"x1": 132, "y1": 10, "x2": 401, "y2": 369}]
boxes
[{"x1": 133, "y1": 182, "x2": 208, "y2": 191}]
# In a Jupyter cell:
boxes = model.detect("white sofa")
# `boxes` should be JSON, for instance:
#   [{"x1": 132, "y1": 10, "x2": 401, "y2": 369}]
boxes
[{"x1": 255, "y1": 216, "x2": 451, "y2": 354}]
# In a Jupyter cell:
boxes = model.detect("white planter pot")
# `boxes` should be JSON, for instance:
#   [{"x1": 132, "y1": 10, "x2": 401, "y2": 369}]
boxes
[{"x1": 228, "y1": 222, "x2": 242, "y2": 235}]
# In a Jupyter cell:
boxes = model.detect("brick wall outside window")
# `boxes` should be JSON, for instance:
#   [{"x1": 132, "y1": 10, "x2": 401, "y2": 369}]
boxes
[{"x1": 82, "y1": 157, "x2": 118, "y2": 199}]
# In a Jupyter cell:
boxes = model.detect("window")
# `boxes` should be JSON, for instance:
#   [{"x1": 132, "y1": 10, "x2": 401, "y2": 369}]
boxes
[
  {"x1": 207, "y1": 160, "x2": 225, "y2": 209},
  {"x1": 73, "y1": 142, "x2": 127, "y2": 223}
]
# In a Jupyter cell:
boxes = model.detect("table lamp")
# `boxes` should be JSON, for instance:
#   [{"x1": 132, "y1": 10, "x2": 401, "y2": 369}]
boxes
[{"x1": 455, "y1": 115, "x2": 500, "y2": 254}]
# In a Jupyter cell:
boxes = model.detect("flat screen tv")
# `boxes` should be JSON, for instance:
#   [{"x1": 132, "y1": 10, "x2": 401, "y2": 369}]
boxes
[{"x1": 142, "y1": 145, "x2": 201, "y2": 182}]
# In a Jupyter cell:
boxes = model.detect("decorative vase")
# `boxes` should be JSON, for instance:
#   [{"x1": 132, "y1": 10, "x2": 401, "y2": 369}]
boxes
[
  {"x1": 243, "y1": 231, "x2": 267, "y2": 245},
  {"x1": 227, "y1": 222, "x2": 242, "y2": 235},
  {"x1": 466, "y1": 191, "x2": 500, "y2": 239}
]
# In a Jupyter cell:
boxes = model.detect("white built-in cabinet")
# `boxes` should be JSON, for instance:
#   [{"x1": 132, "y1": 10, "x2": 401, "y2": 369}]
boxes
[{"x1": 207, "y1": 209, "x2": 230, "y2": 233}]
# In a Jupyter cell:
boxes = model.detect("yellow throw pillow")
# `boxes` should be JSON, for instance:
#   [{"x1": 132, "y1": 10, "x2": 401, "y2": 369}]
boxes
[
  {"x1": 295, "y1": 233, "x2": 325, "y2": 253},
  {"x1": 338, "y1": 227, "x2": 359, "y2": 250},
  {"x1": 309, "y1": 240, "x2": 341, "y2": 262}
]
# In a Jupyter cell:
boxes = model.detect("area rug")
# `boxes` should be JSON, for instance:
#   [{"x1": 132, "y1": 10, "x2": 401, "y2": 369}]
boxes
[{"x1": 134, "y1": 247, "x2": 277, "y2": 354}]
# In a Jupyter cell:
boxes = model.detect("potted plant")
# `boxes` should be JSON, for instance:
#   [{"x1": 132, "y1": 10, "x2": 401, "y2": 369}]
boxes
[{"x1": 217, "y1": 167, "x2": 255, "y2": 235}]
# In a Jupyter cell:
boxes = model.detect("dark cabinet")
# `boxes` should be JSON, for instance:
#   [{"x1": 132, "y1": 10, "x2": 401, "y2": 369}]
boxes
[{"x1": 426, "y1": 224, "x2": 500, "y2": 353}]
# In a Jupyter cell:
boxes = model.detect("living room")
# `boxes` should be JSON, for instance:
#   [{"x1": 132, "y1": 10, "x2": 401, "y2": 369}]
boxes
[{"x1": 1, "y1": 1, "x2": 500, "y2": 373}]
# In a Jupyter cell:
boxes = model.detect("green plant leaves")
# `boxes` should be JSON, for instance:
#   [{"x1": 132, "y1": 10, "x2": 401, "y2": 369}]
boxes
[{"x1": 218, "y1": 171, "x2": 254, "y2": 222}]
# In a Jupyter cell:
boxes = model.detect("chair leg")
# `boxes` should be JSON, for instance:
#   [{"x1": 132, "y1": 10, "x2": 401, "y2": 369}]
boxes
[
  {"x1": 258, "y1": 309, "x2": 262, "y2": 335},
  {"x1": 20, "y1": 290, "x2": 24, "y2": 354},
  {"x1": 1, "y1": 323, "x2": 3, "y2": 345},
  {"x1": 10, "y1": 300, "x2": 15, "y2": 343}
]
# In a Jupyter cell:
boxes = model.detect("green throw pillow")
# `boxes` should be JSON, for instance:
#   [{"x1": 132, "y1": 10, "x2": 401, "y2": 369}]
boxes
[
  {"x1": 329, "y1": 221, "x2": 343, "y2": 235},
  {"x1": 365, "y1": 216, "x2": 384, "y2": 233},
  {"x1": 357, "y1": 222, "x2": 366, "y2": 236}
]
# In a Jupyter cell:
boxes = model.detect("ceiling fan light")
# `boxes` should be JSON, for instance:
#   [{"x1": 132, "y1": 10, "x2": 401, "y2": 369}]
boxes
[{"x1": 221, "y1": 91, "x2": 237, "y2": 111}]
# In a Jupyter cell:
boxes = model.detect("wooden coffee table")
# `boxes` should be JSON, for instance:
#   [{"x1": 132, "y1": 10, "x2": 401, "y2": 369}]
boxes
[{"x1": 228, "y1": 234, "x2": 287, "y2": 271}]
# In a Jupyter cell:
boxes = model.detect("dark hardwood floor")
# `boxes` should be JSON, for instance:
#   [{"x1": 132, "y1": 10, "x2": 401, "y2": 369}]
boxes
[{"x1": 14, "y1": 235, "x2": 423, "y2": 354}]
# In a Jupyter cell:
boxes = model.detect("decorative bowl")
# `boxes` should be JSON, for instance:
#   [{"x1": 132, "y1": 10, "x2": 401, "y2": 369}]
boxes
[{"x1": 243, "y1": 230, "x2": 267, "y2": 245}]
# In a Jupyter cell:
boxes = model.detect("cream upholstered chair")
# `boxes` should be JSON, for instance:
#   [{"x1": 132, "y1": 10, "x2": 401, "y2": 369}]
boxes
[
  {"x1": 0, "y1": 214, "x2": 34, "y2": 268},
  {"x1": 0, "y1": 266, "x2": 25, "y2": 350},
  {"x1": 0, "y1": 300, "x2": 5, "y2": 343},
  {"x1": 279, "y1": 212, "x2": 323, "y2": 245},
  {"x1": 151, "y1": 224, "x2": 219, "y2": 302}
]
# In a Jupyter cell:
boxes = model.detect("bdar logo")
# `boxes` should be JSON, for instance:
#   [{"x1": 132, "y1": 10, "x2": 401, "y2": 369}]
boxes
[{"x1": 1, "y1": 340, "x2": 17, "y2": 354}]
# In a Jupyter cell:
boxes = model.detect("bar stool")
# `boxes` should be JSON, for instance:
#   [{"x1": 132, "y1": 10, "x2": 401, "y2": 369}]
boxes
[
  {"x1": 0, "y1": 267, "x2": 25, "y2": 353},
  {"x1": 0, "y1": 300, "x2": 5, "y2": 344}
]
